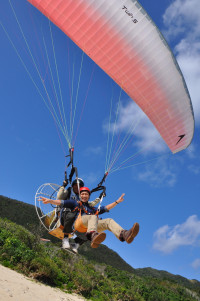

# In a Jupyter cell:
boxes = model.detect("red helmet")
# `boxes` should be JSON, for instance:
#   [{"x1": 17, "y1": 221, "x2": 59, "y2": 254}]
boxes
[{"x1": 80, "y1": 187, "x2": 91, "y2": 195}]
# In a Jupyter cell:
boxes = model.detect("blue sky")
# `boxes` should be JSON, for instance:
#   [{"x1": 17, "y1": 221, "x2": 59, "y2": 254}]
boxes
[{"x1": 1, "y1": 0, "x2": 200, "y2": 281}]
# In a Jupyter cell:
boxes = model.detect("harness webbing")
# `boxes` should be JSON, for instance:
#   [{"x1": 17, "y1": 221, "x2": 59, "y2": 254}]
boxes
[{"x1": 73, "y1": 201, "x2": 99, "y2": 216}]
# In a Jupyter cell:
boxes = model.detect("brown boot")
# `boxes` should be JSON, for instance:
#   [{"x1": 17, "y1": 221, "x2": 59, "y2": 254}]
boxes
[
  {"x1": 90, "y1": 232, "x2": 106, "y2": 248},
  {"x1": 120, "y1": 223, "x2": 139, "y2": 244}
]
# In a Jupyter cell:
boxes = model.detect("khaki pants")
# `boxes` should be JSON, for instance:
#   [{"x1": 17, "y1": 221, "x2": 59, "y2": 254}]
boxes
[{"x1": 81, "y1": 215, "x2": 123, "y2": 239}]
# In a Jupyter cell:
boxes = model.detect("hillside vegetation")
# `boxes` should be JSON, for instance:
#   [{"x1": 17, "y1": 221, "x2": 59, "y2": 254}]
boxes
[
  {"x1": 0, "y1": 195, "x2": 200, "y2": 300},
  {"x1": 0, "y1": 195, "x2": 135, "y2": 273}
]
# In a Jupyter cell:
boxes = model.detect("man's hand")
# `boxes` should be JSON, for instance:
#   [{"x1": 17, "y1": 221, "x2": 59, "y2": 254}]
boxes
[
  {"x1": 105, "y1": 193, "x2": 125, "y2": 210},
  {"x1": 38, "y1": 197, "x2": 61, "y2": 206},
  {"x1": 38, "y1": 197, "x2": 51, "y2": 204},
  {"x1": 116, "y1": 193, "x2": 125, "y2": 204}
]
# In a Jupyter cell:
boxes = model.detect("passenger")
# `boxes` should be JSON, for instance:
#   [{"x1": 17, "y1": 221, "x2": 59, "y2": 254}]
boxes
[
  {"x1": 39, "y1": 187, "x2": 139, "y2": 249},
  {"x1": 57, "y1": 179, "x2": 100, "y2": 252}
]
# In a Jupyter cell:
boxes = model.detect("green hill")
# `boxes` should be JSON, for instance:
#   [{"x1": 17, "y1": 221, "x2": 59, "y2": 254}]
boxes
[
  {"x1": 0, "y1": 195, "x2": 135, "y2": 273},
  {"x1": 0, "y1": 195, "x2": 200, "y2": 300},
  {"x1": 0, "y1": 195, "x2": 39, "y2": 229}
]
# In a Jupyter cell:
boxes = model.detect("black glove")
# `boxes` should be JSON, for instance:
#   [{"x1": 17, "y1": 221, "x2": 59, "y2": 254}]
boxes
[
  {"x1": 99, "y1": 191, "x2": 106, "y2": 199},
  {"x1": 62, "y1": 180, "x2": 68, "y2": 187}
]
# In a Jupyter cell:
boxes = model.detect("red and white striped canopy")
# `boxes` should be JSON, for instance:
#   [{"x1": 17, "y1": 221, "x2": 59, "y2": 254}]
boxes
[{"x1": 28, "y1": 0, "x2": 194, "y2": 153}]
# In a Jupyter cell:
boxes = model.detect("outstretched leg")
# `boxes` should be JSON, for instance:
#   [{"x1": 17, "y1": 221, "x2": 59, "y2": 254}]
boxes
[
  {"x1": 97, "y1": 218, "x2": 139, "y2": 243},
  {"x1": 81, "y1": 215, "x2": 106, "y2": 248},
  {"x1": 97, "y1": 218, "x2": 123, "y2": 239}
]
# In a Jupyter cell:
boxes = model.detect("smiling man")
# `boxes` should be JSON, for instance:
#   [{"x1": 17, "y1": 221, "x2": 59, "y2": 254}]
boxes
[
  {"x1": 40, "y1": 187, "x2": 139, "y2": 248},
  {"x1": 40, "y1": 187, "x2": 139, "y2": 249}
]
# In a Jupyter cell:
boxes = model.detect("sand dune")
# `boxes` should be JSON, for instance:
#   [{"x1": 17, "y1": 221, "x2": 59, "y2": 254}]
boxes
[{"x1": 0, "y1": 264, "x2": 87, "y2": 301}]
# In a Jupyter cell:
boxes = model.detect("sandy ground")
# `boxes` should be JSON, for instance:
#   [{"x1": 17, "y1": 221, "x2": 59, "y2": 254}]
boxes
[{"x1": 0, "y1": 264, "x2": 87, "y2": 301}]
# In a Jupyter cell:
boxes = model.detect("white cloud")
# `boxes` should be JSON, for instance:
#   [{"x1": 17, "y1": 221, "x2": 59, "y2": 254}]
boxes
[
  {"x1": 187, "y1": 164, "x2": 200, "y2": 175},
  {"x1": 175, "y1": 42, "x2": 200, "y2": 124},
  {"x1": 153, "y1": 215, "x2": 200, "y2": 254},
  {"x1": 82, "y1": 171, "x2": 100, "y2": 186},
  {"x1": 162, "y1": 0, "x2": 200, "y2": 124},
  {"x1": 104, "y1": 101, "x2": 167, "y2": 155},
  {"x1": 191, "y1": 258, "x2": 200, "y2": 270},
  {"x1": 84, "y1": 146, "x2": 103, "y2": 156},
  {"x1": 185, "y1": 143, "x2": 196, "y2": 159},
  {"x1": 163, "y1": 0, "x2": 200, "y2": 40},
  {"x1": 137, "y1": 158, "x2": 177, "y2": 188}
]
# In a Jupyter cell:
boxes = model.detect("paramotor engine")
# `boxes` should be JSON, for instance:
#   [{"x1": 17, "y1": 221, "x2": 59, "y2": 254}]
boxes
[{"x1": 35, "y1": 183, "x2": 66, "y2": 239}]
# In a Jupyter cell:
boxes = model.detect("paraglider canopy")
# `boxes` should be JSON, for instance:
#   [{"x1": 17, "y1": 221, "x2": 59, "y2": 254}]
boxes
[{"x1": 28, "y1": 0, "x2": 194, "y2": 154}]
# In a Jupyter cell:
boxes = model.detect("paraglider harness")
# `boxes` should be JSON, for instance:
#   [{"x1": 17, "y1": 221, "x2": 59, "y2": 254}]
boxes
[{"x1": 60, "y1": 148, "x2": 108, "y2": 234}]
